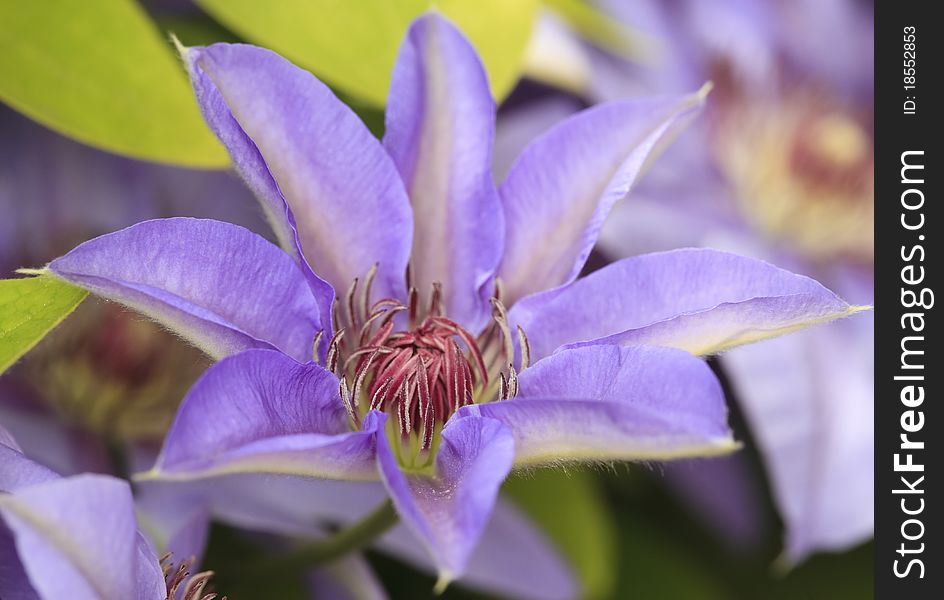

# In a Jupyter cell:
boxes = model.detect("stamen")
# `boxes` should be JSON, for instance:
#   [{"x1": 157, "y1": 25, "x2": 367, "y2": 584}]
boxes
[
  {"x1": 331, "y1": 299, "x2": 343, "y2": 342},
  {"x1": 370, "y1": 378, "x2": 393, "y2": 412},
  {"x1": 370, "y1": 310, "x2": 400, "y2": 339},
  {"x1": 311, "y1": 329, "x2": 324, "y2": 363},
  {"x1": 408, "y1": 286, "x2": 419, "y2": 326},
  {"x1": 397, "y1": 379, "x2": 410, "y2": 436},
  {"x1": 330, "y1": 276, "x2": 530, "y2": 455},
  {"x1": 362, "y1": 263, "x2": 379, "y2": 320},
  {"x1": 459, "y1": 349, "x2": 474, "y2": 407},
  {"x1": 430, "y1": 317, "x2": 488, "y2": 385},
  {"x1": 358, "y1": 310, "x2": 395, "y2": 347},
  {"x1": 507, "y1": 365, "x2": 519, "y2": 399},
  {"x1": 161, "y1": 553, "x2": 227, "y2": 600},
  {"x1": 428, "y1": 282, "x2": 444, "y2": 317},
  {"x1": 325, "y1": 329, "x2": 346, "y2": 375},
  {"x1": 345, "y1": 277, "x2": 359, "y2": 331},
  {"x1": 490, "y1": 298, "x2": 514, "y2": 370},
  {"x1": 377, "y1": 305, "x2": 407, "y2": 329},
  {"x1": 339, "y1": 379, "x2": 358, "y2": 425},
  {"x1": 516, "y1": 325, "x2": 531, "y2": 371},
  {"x1": 350, "y1": 350, "x2": 380, "y2": 413}
]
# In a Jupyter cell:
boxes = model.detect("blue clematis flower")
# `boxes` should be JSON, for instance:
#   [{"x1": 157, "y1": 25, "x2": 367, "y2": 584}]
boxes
[{"x1": 38, "y1": 12, "x2": 864, "y2": 589}]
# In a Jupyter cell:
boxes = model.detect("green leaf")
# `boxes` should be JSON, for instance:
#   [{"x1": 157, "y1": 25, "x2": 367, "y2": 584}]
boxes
[
  {"x1": 0, "y1": 0, "x2": 228, "y2": 168},
  {"x1": 0, "y1": 275, "x2": 87, "y2": 375},
  {"x1": 504, "y1": 468, "x2": 618, "y2": 600},
  {"x1": 194, "y1": 0, "x2": 539, "y2": 106},
  {"x1": 613, "y1": 508, "x2": 730, "y2": 600}
]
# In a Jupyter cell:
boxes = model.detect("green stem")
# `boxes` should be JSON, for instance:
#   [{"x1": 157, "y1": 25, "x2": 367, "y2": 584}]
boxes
[{"x1": 246, "y1": 500, "x2": 398, "y2": 577}]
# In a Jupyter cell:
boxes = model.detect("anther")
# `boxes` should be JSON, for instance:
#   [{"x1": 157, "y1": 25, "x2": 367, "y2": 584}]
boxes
[
  {"x1": 362, "y1": 263, "x2": 379, "y2": 319},
  {"x1": 507, "y1": 365, "x2": 519, "y2": 399},
  {"x1": 490, "y1": 298, "x2": 514, "y2": 370},
  {"x1": 345, "y1": 277, "x2": 360, "y2": 330},
  {"x1": 325, "y1": 328, "x2": 346, "y2": 375},
  {"x1": 311, "y1": 329, "x2": 324, "y2": 363},
  {"x1": 516, "y1": 325, "x2": 531, "y2": 371},
  {"x1": 429, "y1": 282, "x2": 444, "y2": 317},
  {"x1": 408, "y1": 286, "x2": 419, "y2": 326}
]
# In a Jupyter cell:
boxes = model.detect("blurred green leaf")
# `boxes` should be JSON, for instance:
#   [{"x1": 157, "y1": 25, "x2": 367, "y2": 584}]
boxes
[
  {"x1": 0, "y1": 275, "x2": 87, "y2": 375},
  {"x1": 766, "y1": 542, "x2": 873, "y2": 600},
  {"x1": 0, "y1": 0, "x2": 228, "y2": 168},
  {"x1": 504, "y1": 468, "x2": 618, "y2": 600},
  {"x1": 194, "y1": 0, "x2": 539, "y2": 106},
  {"x1": 614, "y1": 508, "x2": 730, "y2": 600},
  {"x1": 203, "y1": 524, "x2": 310, "y2": 599}
]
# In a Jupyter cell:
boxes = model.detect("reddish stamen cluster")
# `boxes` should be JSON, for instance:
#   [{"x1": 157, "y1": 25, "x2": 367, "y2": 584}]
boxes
[
  {"x1": 362, "y1": 315, "x2": 484, "y2": 448},
  {"x1": 321, "y1": 267, "x2": 529, "y2": 451}
]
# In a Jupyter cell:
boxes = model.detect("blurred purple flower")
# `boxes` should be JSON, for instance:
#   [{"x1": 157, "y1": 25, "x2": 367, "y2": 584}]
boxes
[
  {"x1": 0, "y1": 425, "x2": 221, "y2": 600},
  {"x1": 514, "y1": 0, "x2": 874, "y2": 562},
  {"x1": 0, "y1": 104, "x2": 271, "y2": 482},
  {"x1": 40, "y1": 12, "x2": 862, "y2": 591},
  {"x1": 0, "y1": 106, "x2": 267, "y2": 275}
]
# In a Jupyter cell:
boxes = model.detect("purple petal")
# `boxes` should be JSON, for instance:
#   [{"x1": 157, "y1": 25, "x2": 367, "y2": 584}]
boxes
[
  {"x1": 0, "y1": 520, "x2": 38, "y2": 600},
  {"x1": 510, "y1": 248, "x2": 864, "y2": 361},
  {"x1": 384, "y1": 14, "x2": 503, "y2": 331},
  {"x1": 497, "y1": 91, "x2": 707, "y2": 305},
  {"x1": 0, "y1": 384, "x2": 112, "y2": 477},
  {"x1": 135, "y1": 477, "x2": 388, "y2": 551},
  {"x1": 135, "y1": 487, "x2": 211, "y2": 569},
  {"x1": 145, "y1": 350, "x2": 377, "y2": 482},
  {"x1": 0, "y1": 474, "x2": 164, "y2": 600},
  {"x1": 139, "y1": 474, "x2": 574, "y2": 599},
  {"x1": 493, "y1": 97, "x2": 583, "y2": 183},
  {"x1": 0, "y1": 443, "x2": 58, "y2": 494},
  {"x1": 378, "y1": 499, "x2": 578, "y2": 600},
  {"x1": 461, "y1": 345, "x2": 734, "y2": 466},
  {"x1": 49, "y1": 218, "x2": 322, "y2": 363},
  {"x1": 370, "y1": 411, "x2": 514, "y2": 583},
  {"x1": 724, "y1": 311, "x2": 873, "y2": 560},
  {"x1": 0, "y1": 422, "x2": 18, "y2": 451},
  {"x1": 185, "y1": 42, "x2": 413, "y2": 301}
]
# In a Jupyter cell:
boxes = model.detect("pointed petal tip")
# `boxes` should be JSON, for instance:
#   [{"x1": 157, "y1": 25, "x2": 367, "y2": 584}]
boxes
[
  {"x1": 131, "y1": 469, "x2": 159, "y2": 483},
  {"x1": 711, "y1": 437, "x2": 742, "y2": 456},
  {"x1": 433, "y1": 572, "x2": 454, "y2": 595},
  {"x1": 412, "y1": 7, "x2": 452, "y2": 28},
  {"x1": 169, "y1": 33, "x2": 188, "y2": 57},
  {"x1": 848, "y1": 304, "x2": 873, "y2": 315},
  {"x1": 770, "y1": 551, "x2": 795, "y2": 577},
  {"x1": 697, "y1": 80, "x2": 714, "y2": 100}
]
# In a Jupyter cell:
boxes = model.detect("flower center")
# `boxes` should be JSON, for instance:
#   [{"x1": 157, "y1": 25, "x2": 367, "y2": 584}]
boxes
[
  {"x1": 319, "y1": 267, "x2": 528, "y2": 460},
  {"x1": 711, "y1": 93, "x2": 874, "y2": 262},
  {"x1": 22, "y1": 302, "x2": 208, "y2": 442}
]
